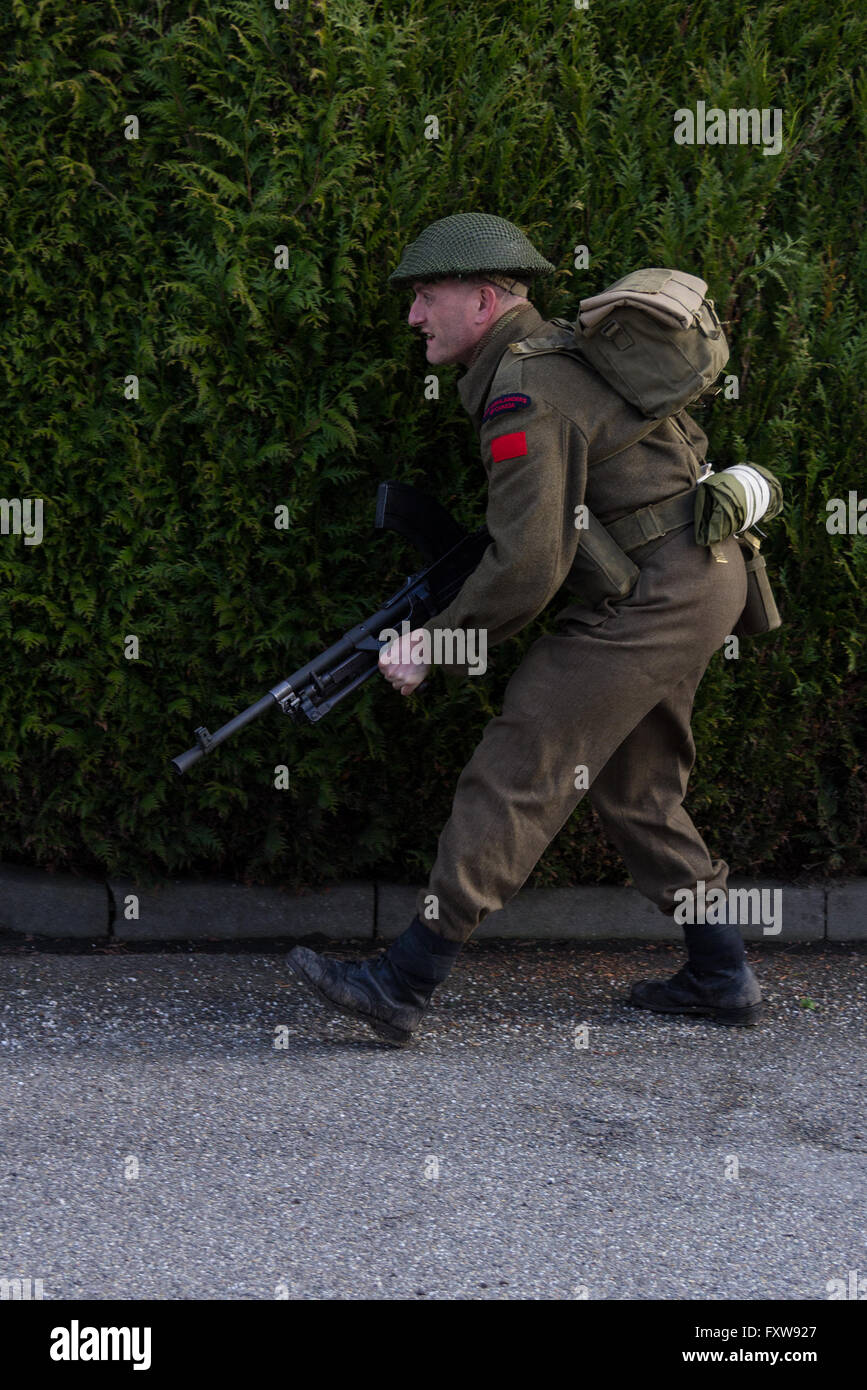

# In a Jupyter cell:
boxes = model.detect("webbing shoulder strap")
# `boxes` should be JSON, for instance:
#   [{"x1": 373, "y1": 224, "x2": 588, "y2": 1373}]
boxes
[
  {"x1": 593, "y1": 417, "x2": 662, "y2": 465},
  {"x1": 508, "y1": 327, "x2": 686, "y2": 467}
]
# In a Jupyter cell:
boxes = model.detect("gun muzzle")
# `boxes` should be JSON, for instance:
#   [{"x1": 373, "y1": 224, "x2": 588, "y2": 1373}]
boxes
[
  {"x1": 170, "y1": 694, "x2": 278, "y2": 776},
  {"x1": 171, "y1": 744, "x2": 206, "y2": 776}
]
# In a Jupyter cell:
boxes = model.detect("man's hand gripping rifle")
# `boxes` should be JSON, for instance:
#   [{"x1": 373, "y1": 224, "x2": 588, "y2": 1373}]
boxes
[{"x1": 170, "y1": 482, "x2": 489, "y2": 775}]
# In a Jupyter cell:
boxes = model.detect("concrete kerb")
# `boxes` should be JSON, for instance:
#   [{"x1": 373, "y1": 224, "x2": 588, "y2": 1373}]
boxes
[
  {"x1": 0, "y1": 864, "x2": 110, "y2": 939},
  {"x1": 378, "y1": 879, "x2": 826, "y2": 942},
  {"x1": 108, "y1": 878, "x2": 374, "y2": 941},
  {"x1": 827, "y1": 880, "x2": 867, "y2": 940},
  {"x1": 377, "y1": 881, "x2": 678, "y2": 940},
  {"x1": 1, "y1": 864, "x2": 862, "y2": 942}
]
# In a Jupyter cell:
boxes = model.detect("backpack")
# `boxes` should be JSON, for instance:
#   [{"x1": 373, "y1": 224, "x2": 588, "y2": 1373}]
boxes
[
  {"x1": 508, "y1": 267, "x2": 729, "y2": 459},
  {"x1": 508, "y1": 267, "x2": 782, "y2": 634},
  {"x1": 570, "y1": 267, "x2": 729, "y2": 418}
]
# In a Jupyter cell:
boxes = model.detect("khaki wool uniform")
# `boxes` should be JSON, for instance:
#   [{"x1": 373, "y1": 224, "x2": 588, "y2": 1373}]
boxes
[{"x1": 414, "y1": 302, "x2": 748, "y2": 945}]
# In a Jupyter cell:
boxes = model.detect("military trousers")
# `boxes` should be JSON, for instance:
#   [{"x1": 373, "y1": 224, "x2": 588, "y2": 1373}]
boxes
[{"x1": 416, "y1": 527, "x2": 749, "y2": 944}]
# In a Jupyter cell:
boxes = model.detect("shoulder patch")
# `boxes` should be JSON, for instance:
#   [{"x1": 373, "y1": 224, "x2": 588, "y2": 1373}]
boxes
[
  {"x1": 482, "y1": 392, "x2": 532, "y2": 423},
  {"x1": 490, "y1": 430, "x2": 528, "y2": 463}
]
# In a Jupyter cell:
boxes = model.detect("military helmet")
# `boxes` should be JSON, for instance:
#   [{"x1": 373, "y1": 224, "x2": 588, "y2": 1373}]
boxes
[{"x1": 388, "y1": 212, "x2": 555, "y2": 294}]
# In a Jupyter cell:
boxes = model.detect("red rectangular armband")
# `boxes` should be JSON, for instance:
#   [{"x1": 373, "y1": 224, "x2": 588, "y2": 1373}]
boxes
[{"x1": 490, "y1": 430, "x2": 528, "y2": 463}]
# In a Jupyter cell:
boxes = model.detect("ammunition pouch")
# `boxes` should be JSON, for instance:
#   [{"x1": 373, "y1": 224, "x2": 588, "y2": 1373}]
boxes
[
  {"x1": 562, "y1": 507, "x2": 640, "y2": 608},
  {"x1": 564, "y1": 491, "x2": 695, "y2": 609}
]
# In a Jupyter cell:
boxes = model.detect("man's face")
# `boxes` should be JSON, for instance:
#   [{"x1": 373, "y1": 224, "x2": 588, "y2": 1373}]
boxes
[{"x1": 406, "y1": 279, "x2": 498, "y2": 366}]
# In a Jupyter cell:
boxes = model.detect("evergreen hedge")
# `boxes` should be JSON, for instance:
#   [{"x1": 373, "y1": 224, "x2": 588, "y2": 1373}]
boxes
[{"x1": 1, "y1": 0, "x2": 864, "y2": 891}]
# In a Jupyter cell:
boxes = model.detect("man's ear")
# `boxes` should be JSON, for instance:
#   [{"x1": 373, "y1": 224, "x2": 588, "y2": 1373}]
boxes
[{"x1": 475, "y1": 283, "x2": 500, "y2": 321}]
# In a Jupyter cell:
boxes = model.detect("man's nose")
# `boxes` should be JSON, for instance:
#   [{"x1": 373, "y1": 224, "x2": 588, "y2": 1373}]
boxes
[{"x1": 407, "y1": 296, "x2": 424, "y2": 326}]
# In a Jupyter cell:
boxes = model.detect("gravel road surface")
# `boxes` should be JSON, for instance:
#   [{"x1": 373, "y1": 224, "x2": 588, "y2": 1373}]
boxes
[{"x1": 1, "y1": 940, "x2": 864, "y2": 1301}]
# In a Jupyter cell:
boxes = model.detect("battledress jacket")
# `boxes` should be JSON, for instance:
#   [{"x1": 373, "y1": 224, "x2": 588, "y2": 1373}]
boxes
[{"x1": 419, "y1": 301, "x2": 709, "y2": 679}]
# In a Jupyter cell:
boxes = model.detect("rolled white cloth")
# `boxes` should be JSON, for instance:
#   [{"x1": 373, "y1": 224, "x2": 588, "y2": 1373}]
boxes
[{"x1": 719, "y1": 464, "x2": 773, "y2": 531}]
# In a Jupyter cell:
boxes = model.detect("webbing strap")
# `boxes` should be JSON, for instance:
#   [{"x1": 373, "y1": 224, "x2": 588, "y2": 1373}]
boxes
[
  {"x1": 593, "y1": 416, "x2": 663, "y2": 464},
  {"x1": 605, "y1": 489, "x2": 696, "y2": 554}
]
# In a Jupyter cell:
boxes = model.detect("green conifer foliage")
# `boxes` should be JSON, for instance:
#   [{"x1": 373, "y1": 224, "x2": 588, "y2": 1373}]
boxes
[{"x1": 0, "y1": 1, "x2": 864, "y2": 886}]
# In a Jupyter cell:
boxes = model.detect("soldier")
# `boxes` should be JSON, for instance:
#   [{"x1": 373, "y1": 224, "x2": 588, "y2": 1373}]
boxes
[{"x1": 288, "y1": 212, "x2": 762, "y2": 1045}]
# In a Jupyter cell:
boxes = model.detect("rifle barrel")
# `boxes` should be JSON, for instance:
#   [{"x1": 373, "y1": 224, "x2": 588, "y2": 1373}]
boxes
[
  {"x1": 171, "y1": 692, "x2": 278, "y2": 775},
  {"x1": 169, "y1": 524, "x2": 491, "y2": 776}
]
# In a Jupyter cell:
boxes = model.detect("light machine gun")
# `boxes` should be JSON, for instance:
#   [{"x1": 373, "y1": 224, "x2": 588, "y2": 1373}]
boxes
[{"x1": 170, "y1": 482, "x2": 489, "y2": 776}]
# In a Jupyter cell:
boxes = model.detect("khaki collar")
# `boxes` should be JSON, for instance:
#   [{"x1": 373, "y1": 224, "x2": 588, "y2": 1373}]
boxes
[{"x1": 457, "y1": 303, "x2": 545, "y2": 431}]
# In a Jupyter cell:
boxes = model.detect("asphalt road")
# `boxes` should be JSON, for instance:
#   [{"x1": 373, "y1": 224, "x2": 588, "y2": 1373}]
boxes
[{"x1": 0, "y1": 940, "x2": 864, "y2": 1301}]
